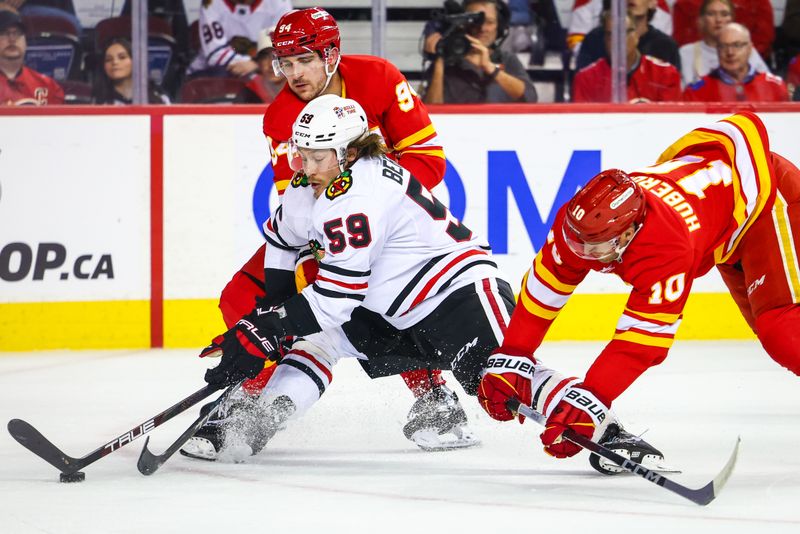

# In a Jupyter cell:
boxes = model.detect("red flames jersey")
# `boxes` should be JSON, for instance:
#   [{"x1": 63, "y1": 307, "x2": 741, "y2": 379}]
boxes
[
  {"x1": 500, "y1": 112, "x2": 776, "y2": 403},
  {"x1": 262, "y1": 55, "x2": 445, "y2": 195},
  {"x1": 0, "y1": 66, "x2": 63, "y2": 106}
]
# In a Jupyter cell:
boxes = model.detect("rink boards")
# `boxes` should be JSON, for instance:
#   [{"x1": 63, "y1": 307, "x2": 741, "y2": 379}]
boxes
[{"x1": 2, "y1": 105, "x2": 798, "y2": 350}]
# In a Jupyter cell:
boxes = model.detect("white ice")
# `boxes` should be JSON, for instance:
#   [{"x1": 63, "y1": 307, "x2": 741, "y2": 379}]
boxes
[{"x1": 1, "y1": 341, "x2": 799, "y2": 533}]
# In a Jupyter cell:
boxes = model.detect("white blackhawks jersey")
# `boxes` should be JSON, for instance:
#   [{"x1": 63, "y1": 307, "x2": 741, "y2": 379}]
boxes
[
  {"x1": 263, "y1": 155, "x2": 501, "y2": 331},
  {"x1": 190, "y1": 0, "x2": 291, "y2": 72}
]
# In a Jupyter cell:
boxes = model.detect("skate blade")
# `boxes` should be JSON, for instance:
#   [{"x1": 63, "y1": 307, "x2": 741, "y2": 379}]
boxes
[
  {"x1": 179, "y1": 437, "x2": 218, "y2": 462},
  {"x1": 410, "y1": 428, "x2": 482, "y2": 452}
]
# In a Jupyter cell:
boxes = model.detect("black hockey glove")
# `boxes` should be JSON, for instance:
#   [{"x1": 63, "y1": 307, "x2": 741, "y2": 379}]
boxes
[{"x1": 201, "y1": 309, "x2": 286, "y2": 389}]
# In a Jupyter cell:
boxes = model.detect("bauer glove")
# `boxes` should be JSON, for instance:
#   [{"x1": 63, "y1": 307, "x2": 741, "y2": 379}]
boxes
[{"x1": 541, "y1": 384, "x2": 611, "y2": 458}]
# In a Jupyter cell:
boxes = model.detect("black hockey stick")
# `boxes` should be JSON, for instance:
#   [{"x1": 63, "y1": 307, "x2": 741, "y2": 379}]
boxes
[
  {"x1": 137, "y1": 381, "x2": 242, "y2": 475},
  {"x1": 7, "y1": 384, "x2": 219, "y2": 476},
  {"x1": 507, "y1": 399, "x2": 740, "y2": 506}
]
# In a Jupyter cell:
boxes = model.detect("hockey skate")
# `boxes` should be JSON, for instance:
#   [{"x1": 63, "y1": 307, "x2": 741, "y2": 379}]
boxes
[
  {"x1": 402, "y1": 385, "x2": 480, "y2": 451},
  {"x1": 588, "y1": 423, "x2": 679, "y2": 475},
  {"x1": 180, "y1": 395, "x2": 295, "y2": 462}
]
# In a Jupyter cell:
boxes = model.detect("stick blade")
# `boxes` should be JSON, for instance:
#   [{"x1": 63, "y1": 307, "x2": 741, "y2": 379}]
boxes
[
  {"x1": 137, "y1": 436, "x2": 160, "y2": 476},
  {"x1": 7, "y1": 419, "x2": 80, "y2": 474}
]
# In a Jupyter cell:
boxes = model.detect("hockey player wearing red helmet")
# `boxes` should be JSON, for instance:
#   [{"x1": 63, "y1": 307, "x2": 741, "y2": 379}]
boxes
[
  {"x1": 479, "y1": 112, "x2": 800, "y2": 467},
  {"x1": 188, "y1": 7, "x2": 474, "y2": 459}
]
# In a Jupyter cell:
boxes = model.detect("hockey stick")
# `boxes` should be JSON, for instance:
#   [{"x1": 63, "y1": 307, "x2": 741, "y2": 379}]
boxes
[
  {"x1": 7, "y1": 384, "x2": 219, "y2": 476},
  {"x1": 507, "y1": 399, "x2": 740, "y2": 506},
  {"x1": 137, "y1": 381, "x2": 242, "y2": 475}
]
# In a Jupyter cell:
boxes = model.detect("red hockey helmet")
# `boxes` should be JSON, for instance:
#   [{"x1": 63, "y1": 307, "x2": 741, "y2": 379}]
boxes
[
  {"x1": 562, "y1": 169, "x2": 646, "y2": 260},
  {"x1": 272, "y1": 8, "x2": 340, "y2": 58}
]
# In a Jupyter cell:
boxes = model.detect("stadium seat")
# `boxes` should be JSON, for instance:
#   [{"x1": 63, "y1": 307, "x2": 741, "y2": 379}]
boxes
[
  {"x1": 60, "y1": 80, "x2": 92, "y2": 104},
  {"x1": 23, "y1": 13, "x2": 82, "y2": 82},
  {"x1": 179, "y1": 77, "x2": 246, "y2": 103}
]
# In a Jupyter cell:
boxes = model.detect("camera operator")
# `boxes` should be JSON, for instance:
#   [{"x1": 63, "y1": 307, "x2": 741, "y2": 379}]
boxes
[{"x1": 422, "y1": 0, "x2": 537, "y2": 104}]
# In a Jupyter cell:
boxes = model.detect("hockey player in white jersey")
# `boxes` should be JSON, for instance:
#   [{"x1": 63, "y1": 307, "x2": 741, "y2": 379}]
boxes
[
  {"x1": 187, "y1": 0, "x2": 291, "y2": 78},
  {"x1": 193, "y1": 94, "x2": 515, "y2": 460}
]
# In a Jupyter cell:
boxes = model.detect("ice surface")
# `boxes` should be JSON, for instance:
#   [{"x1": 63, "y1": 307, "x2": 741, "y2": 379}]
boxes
[{"x1": 1, "y1": 341, "x2": 798, "y2": 533}]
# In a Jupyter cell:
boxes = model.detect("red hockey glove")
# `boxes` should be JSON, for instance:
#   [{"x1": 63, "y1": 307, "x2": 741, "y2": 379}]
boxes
[
  {"x1": 478, "y1": 352, "x2": 536, "y2": 423},
  {"x1": 202, "y1": 309, "x2": 286, "y2": 389},
  {"x1": 540, "y1": 384, "x2": 611, "y2": 458}
]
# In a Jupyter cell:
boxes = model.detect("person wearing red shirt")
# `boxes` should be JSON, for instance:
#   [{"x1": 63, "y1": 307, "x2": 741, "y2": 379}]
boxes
[
  {"x1": 478, "y1": 111, "x2": 800, "y2": 462},
  {"x1": 572, "y1": 12, "x2": 681, "y2": 103},
  {"x1": 183, "y1": 8, "x2": 477, "y2": 461},
  {"x1": 672, "y1": 0, "x2": 775, "y2": 58},
  {"x1": 683, "y1": 23, "x2": 789, "y2": 102},
  {"x1": 0, "y1": 10, "x2": 63, "y2": 106}
]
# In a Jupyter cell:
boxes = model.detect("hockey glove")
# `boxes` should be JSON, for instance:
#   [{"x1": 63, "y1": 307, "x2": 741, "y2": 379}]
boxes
[
  {"x1": 477, "y1": 352, "x2": 536, "y2": 423},
  {"x1": 202, "y1": 309, "x2": 286, "y2": 389},
  {"x1": 541, "y1": 384, "x2": 611, "y2": 458}
]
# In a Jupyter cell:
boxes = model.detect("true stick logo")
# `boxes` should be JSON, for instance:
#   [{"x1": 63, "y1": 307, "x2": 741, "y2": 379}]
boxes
[{"x1": 103, "y1": 419, "x2": 156, "y2": 452}]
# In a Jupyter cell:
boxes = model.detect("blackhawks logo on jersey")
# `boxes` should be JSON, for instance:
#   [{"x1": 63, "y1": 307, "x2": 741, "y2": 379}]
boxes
[
  {"x1": 325, "y1": 170, "x2": 352, "y2": 200},
  {"x1": 291, "y1": 172, "x2": 309, "y2": 188}
]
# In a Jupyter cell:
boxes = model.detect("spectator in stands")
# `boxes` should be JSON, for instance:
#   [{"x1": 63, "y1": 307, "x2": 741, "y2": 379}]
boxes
[
  {"x1": 0, "y1": 8, "x2": 62, "y2": 105},
  {"x1": 422, "y1": 0, "x2": 537, "y2": 104},
  {"x1": 782, "y1": 0, "x2": 800, "y2": 50},
  {"x1": 237, "y1": 27, "x2": 284, "y2": 103},
  {"x1": 93, "y1": 37, "x2": 170, "y2": 104},
  {"x1": 572, "y1": 10, "x2": 681, "y2": 103},
  {"x1": 568, "y1": 0, "x2": 672, "y2": 53},
  {"x1": 576, "y1": 0, "x2": 679, "y2": 71},
  {"x1": 678, "y1": 0, "x2": 770, "y2": 87},
  {"x1": 683, "y1": 23, "x2": 789, "y2": 102},
  {"x1": 186, "y1": 0, "x2": 291, "y2": 79},
  {"x1": 672, "y1": 0, "x2": 774, "y2": 58}
]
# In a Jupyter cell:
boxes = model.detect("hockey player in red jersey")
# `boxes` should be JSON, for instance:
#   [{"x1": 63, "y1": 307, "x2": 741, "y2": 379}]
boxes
[
  {"x1": 197, "y1": 7, "x2": 475, "y2": 455},
  {"x1": 478, "y1": 112, "x2": 800, "y2": 465}
]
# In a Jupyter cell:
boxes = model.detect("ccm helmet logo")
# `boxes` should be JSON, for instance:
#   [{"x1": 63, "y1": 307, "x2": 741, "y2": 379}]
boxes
[{"x1": 610, "y1": 187, "x2": 634, "y2": 209}]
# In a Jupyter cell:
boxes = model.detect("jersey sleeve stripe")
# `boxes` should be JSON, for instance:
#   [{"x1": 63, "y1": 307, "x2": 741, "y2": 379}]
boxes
[
  {"x1": 318, "y1": 263, "x2": 371, "y2": 277},
  {"x1": 533, "y1": 253, "x2": 577, "y2": 293},
  {"x1": 519, "y1": 290, "x2": 561, "y2": 320},
  {"x1": 265, "y1": 233, "x2": 297, "y2": 252},
  {"x1": 524, "y1": 270, "x2": 571, "y2": 310},
  {"x1": 315, "y1": 274, "x2": 368, "y2": 291},
  {"x1": 612, "y1": 330, "x2": 675, "y2": 348},
  {"x1": 394, "y1": 124, "x2": 437, "y2": 151},
  {"x1": 311, "y1": 285, "x2": 366, "y2": 301}
]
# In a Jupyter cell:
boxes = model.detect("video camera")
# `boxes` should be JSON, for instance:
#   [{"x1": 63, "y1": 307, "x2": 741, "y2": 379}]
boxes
[{"x1": 433, "y1": 1, "x2": 486, "y2": 65}]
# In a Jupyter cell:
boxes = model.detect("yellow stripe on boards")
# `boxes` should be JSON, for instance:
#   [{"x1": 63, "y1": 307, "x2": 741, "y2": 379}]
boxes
[
  {"x1": 163, "y1": 299, "x2": 227, "y2": 348},
  {"x1": 0, "y1": 292, "x2": 757, "y2": 352},
  {"x1": 0, "y1": 301, "x2": 150, "y2": 351}
]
